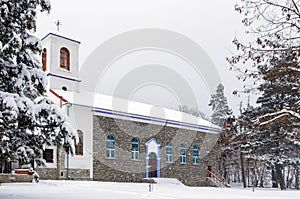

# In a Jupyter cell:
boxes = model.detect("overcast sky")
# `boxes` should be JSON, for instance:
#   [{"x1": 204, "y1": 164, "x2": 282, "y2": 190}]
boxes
[{"x1": 36, "y1": 0, "x2": 250, "y2": 116}]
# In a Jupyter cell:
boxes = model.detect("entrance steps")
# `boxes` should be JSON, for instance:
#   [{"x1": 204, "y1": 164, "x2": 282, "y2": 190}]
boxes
[
  {"x1": 152, "y1": 178, "x2": 183, "y2": 186},
  {"x1": 206, "y1": 171, "x2": 230, "y2": 187}
]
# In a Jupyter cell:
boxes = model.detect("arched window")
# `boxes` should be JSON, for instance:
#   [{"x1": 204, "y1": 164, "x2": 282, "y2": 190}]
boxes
[
  {"x1": 42, "y1": 48, "x2": 47, "y2": 71},
  {"x1": 60, "y1": 47, "x2": 70, "y2": 71},
  {"x1": 131, "y1": 138, "x2": 139, "y2": 160},
  {"x1": 165, "y1": 142, "x2": 173, "y2": 163},
  {"x1": 180, "y1": 144, "x2": 186, "y2": 164},
  {"x1": 193, "y1": 145, "x2": 199, "y2": 164},
  {"x1": 106, "y1": 135, "x2": 115, "y2": 158},
  {"x1": 75, "y1": 130, "x2": 83, "y2": 156}
]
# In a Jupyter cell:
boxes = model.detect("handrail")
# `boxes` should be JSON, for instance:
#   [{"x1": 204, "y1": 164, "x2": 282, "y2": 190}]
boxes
[{"x1": 207, "y1": 170, "x2": 225, "y2": 186}]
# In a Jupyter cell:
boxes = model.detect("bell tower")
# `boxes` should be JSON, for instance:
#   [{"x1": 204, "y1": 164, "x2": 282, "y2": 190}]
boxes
[{"x1": 41, "y1": 33, "x2": 81, "y2": 92}]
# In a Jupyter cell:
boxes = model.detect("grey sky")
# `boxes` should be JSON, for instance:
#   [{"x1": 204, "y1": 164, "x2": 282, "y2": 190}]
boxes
[{"x1": 36, "y1": 0, "x2": 249, "y2": 116}]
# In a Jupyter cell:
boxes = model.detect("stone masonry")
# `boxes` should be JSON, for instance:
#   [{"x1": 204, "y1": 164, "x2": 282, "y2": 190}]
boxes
[{"x1": 93, "y1": 115, "x2": 220, "y2": 186}]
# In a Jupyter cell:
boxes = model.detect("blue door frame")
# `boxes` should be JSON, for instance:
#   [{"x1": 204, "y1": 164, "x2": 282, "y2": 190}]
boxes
[{"x1": 145, "y1": 138, "x2": 160, "y2": 178}]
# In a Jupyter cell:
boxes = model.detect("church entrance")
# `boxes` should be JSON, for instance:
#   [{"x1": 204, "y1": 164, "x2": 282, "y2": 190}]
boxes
[
  {"x1": 145, "y1": 138, "x2": 160, "y2": 178},
  {"x1": 148, "y1": 152, "x2": 157, "y2": 178}
]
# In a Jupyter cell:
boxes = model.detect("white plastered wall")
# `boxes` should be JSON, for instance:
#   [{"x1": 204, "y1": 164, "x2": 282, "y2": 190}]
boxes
[{"x1": 65, "y1": 104, "x2": 93, "y2": 178}]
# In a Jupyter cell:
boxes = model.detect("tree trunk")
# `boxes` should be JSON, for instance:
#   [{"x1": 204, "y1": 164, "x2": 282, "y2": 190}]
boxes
[
  {"x1": 272, "y1": 167, "x2": 278, "y2": 188},
  {"x1": 275, "y1": 164, "x2": 286, "y2": 190},
  {"x1": 286, "y1": 166, "x2": 290, "y2": 189},
  {"x1": 258, "y1": 164, "x2": 265, "y2": 187},
  {"x1": 295, "y1": 165, "x2": 299, "y2": 190},
  {"x1": 253, "y1": 167, "x2": 257, "y2": 187},
  {"x1": 240, "y1": 152, "x2": 247, "y2": 188}
]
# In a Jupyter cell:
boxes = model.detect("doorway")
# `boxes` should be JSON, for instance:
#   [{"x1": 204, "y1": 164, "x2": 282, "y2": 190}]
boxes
[
  {"x1": 145, "y1": 138, "x2": 160, "y2": 178},
  {"x1": 148, "y1": 152, "x2": 157, "y2": 178},
  {"x1": 207, "y1": 165, "x2": 212, "y2": 177}
]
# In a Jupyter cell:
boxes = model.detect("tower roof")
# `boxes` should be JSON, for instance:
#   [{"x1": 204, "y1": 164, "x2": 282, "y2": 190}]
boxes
[{"x1": 42, "y1": 32, "x2": 81, "y2": 44}]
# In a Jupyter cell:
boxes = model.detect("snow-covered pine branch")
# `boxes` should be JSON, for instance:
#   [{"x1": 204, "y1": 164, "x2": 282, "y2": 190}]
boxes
[
  {"x1": 258, "y1": 109, "x2": 300, "y2": 123},
  {"x1": 0, "y1": 0, "x2": 77, "y2": 166}
]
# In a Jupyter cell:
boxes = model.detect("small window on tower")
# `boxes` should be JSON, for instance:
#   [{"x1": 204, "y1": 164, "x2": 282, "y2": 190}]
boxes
[
  {"x1": 42, "y1": 48, "x2": 47, "y2": 71},
  {"x1": 43, "y1": 149, "x2": 54, "y2": 163},
  {"x1": 60, "y1": 47, "x2": 70, "y2": 71}
]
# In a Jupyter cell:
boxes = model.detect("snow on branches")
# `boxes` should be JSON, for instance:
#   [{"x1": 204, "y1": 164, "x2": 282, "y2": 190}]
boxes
[
  {"x1": 0, "y1": 0, "x2": 77, "y2": 166},
  {"x1": 257, "y1": 109, "x2": 300, "y2": 126}
]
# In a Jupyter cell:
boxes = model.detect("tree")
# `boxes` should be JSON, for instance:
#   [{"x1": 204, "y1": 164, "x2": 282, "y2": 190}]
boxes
[
  {"x1": 208, "y1": 83, "x2": 233, "y2": 184},
  {"x1": 208, "y1": 83, "x2": 233, "y2": 127},
  {"x1": 178, "y1": 105, "x2": 209, "y2": 121},
  {"x1": 228, "y1": 0, "x2": 300, "y2": 189},
  {"x1": 228, "y1": 0, "x2": 300, "y2": 117},
  {"x1": 253, "y1": 52, "x2": 299, "y2": 189},
  {"x1": 0, "y1": 0, "x2": 77, "y2": 169}
]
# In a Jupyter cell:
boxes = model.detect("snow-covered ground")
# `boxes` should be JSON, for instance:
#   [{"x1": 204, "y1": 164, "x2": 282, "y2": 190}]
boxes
[{"x1": 0, "y1": 179, "x2": 299, "y2": 199}]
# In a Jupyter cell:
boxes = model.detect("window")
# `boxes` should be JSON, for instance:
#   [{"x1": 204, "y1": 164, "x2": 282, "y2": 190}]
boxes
[
  {"x1": 42, "y1": 48, "x2": 47, "y2": 71},
  {"x1": 193, "y1": 145, "x2": 199, "y2": 164},
  {"x1": 131, "y1": 138, "x2": 139, "y2": 160},
  {"x1": 106, "y1": 135, "x2": 115, "y2": 158},
  {"x1": 165, "y1": 142, "x2": 173, "y2": 163},
  {"x1": 43, "y1": 149, "x2": 54, "y2": 163},
  {"x1": 60, "y1": 47, "x2": 70, "y2": 70},
  {"x1": 180, "y1": 144, "x2": 186, "y2": 164},
  {"x1": 75, "y1": 130, "x2": 83, "y2": 156}
]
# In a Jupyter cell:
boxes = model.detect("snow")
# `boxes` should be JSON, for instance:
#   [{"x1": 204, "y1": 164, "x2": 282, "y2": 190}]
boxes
[
  {"x1": 25, "y1": 35, "x2": 42, "y2": 51},
  {"x1": 41, "y1": 0, "x2": 51, "y2": 8},
  {"x1": 51, "y1": 89, "x2": 221, "y2": 133},
  {"x1": 258, "y1": 108, "x2": 300, "y2": 126},
  {"x1": 0, "y1": 179, "x2": 299, "y2": 199}
]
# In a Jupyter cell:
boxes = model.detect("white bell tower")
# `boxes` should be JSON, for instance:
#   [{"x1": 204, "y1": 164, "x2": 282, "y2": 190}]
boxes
[{"x1": 41, "y1": 33, "x2": 81, "y2": 92}]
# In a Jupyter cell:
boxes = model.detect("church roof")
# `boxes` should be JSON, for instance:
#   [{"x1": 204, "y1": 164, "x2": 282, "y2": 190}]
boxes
[{"x1": 49, "y1": 89, "x2": 221, "y2": 134}]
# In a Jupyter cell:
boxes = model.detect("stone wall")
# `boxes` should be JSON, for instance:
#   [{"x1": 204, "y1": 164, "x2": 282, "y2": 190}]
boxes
[
  {"x1": 67, "y1": 168, "x2": 91, "y2": 180},
  {"x1": 0, "y1": 174, "x2": 33, "y2": 183},
  {"x1": 36, "y1": 167, "x2": 90, "y2": 180},
  {"x1": 36, "y1": 168, "x2": 57, "y2": 180},
  {"x1": 93, "y1": 115, "x2": 220, "y2": 186}
]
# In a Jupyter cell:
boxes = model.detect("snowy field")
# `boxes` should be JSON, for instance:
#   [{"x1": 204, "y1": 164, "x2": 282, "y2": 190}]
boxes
[{"x1": 0, "y1": 179, "x2": 299, "y2": 199}]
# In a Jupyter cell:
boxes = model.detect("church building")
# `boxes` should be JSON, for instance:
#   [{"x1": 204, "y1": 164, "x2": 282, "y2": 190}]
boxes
[{"x1": 38, "y1": 33, "x2": 222, "y2": 186}]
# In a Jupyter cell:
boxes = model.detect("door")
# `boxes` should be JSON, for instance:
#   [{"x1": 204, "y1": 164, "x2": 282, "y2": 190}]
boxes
[
  {"x1": 207, "y1": 166, "x2": 212, "y2": 177},
  {"x1": 149, "y1": 152, "x2": 157, "y2": 178}
]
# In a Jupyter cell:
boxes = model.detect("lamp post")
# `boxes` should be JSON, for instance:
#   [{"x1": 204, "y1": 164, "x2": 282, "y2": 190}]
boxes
[
  {"x1": 65, "y1": 103, "x2": 71, "y2": 180},
  {"x1": 66, "y1": 147, "x2": 70, "y2": 180}
]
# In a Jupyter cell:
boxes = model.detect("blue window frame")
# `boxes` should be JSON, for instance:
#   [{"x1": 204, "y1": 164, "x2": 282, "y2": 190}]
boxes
[
  {"x1": 180, "y1": 144, "x2": 186, "y2": 164},
  {"x1": 131, "y1": 138, "x2": 139, "y2": 160},
  {"x1": 165, "y1": 142, "x2": 173, "y2": 163},
  {"x1": 193, "y1": 145, "x2": 199, "y2": 164},
  {"x1": 106, "y1": 135, "x2": 115, "y2": 158}
]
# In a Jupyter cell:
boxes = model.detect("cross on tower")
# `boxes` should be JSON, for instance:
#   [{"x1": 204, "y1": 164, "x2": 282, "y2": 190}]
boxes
[{"x1": 55, "y1": 20, "x2": 62, "y2": 32}]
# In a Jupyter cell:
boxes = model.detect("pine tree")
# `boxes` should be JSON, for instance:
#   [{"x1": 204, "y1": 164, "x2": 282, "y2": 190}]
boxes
[
  {"x1": 227, "y1": 0, "x2": 300, "y2": 189},
  {"x1": 252, "y1": 52, "x2": 299, "y2": 190},
  {"x1": 208, "y1": 83, "x2": 232, "y2": 127},
  {"x1": 178, "y1": 105, "x2": 209, "y2": 121},
  {"x1": 0, "y1": 0, "x2": 77, "y2": 168},
  {"x1": 231, "y1": 52, "x2": 300, "y2": 190}
]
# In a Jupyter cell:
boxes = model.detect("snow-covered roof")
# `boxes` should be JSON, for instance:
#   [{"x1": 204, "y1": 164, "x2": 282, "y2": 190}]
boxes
[{"x1": 49, "y1": 89, "x2": 221, "y2": 134}]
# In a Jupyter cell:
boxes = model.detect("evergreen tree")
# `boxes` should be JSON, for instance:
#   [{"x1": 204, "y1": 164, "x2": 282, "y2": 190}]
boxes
[
  {"x1": 252, "y1": 52, "x2": 299, "y2": 189},
  {"x1": 208, "y1": 83, "x2": 232, "y2": 126},
  {"x1": 227, "y1": 0, "x2": 300, "y2": 189},
  {"x1": 178, "y1": 105, "x2": 209, "y2": 121},
  {"x1": 0, "y1": 0, "x2": 77, "y2": 168}
]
